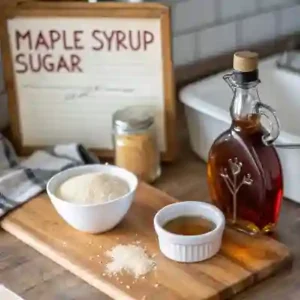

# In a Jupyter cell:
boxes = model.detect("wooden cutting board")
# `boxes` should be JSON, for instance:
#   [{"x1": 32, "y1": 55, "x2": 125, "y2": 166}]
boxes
[{"x1": 0, "y1": 183, "x2": 292, "y2": 300}]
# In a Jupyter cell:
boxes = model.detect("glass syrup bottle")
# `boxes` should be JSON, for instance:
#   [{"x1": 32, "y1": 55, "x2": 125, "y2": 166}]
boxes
[{"x1": 207, "y1": 51, "x2": 283, "y2": 235}]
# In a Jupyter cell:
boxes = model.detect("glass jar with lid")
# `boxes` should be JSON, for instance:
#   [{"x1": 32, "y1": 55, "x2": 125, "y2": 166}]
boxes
[{"x1": 112, "y1": 106, "x2": 161, "y2": 183}]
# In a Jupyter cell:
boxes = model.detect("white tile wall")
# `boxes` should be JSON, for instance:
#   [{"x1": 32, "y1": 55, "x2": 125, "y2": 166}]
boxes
[
  {"x1": 173, "y1": 33, "x2": 196, "y2": 66},
  {"x1": 196, "y1": 22, "x2": 237, "y2": 59},
  {"x1": 259, "y1": 0, "x2": 299, "y2": 9},
  {"x1": 220, "y1": 0, "x2": 257, "y2": 20},
  {"x1": 173, "y1": 0, "x2": 216, "y2": 33},
  {"x1": 160, "y1": 0, "x2": 182, "y2": 3},
  {"x1": 162, "y1": 0, "x2": 300, "y2": 65},
  {"x1": 240, "y1": 12, "x2": 277, "y2": 46},
  {"x1": 280, "y1": 4, "x2": 300, "y2": 36}
]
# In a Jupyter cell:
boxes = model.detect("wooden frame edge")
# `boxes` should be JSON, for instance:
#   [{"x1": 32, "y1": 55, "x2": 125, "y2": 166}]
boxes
[
  {"x1": 1, "y1": 5, "x2": 22, "y2": 153},
  {"x1": 1, "y1": 1, "x2": 177, "y2": 162},
  {"x1": 160, "y1": 6, "x2": 177, "y2": 162}
]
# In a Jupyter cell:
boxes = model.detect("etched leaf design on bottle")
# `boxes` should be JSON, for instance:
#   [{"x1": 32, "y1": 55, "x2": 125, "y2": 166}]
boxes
[{"x1": 220, "y1": 158, "x2": 253, "y2": 223}]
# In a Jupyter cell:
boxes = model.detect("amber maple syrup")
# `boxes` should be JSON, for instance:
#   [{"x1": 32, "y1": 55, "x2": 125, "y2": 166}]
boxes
[
  {"x1": 207, "y1": 52, "x2": 283, "y2": 235},
  {"x1": 163, "y1": 216, "x2": 215, "y2": 235}
]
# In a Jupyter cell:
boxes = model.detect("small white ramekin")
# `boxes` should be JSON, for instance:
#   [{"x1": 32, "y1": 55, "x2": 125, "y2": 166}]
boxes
[{"x1": 154, "y1": 201, "x2": 225, "y2": 263}]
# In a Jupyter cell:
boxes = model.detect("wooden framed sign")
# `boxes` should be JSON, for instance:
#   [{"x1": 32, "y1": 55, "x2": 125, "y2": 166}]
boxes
[{"x1": 1, "y1": 1, "x2": 176, "y2": 161}]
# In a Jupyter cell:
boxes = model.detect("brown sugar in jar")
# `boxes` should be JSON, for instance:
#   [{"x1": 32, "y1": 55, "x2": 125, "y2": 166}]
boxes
[{"x1": 113, "y1": 106, "x2": 161, "y2": 183}]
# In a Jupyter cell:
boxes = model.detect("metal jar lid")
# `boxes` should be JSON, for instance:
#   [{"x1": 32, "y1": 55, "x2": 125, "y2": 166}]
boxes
[{"x1": 113, "y1": 106, "x2": 154, "y2": 133}]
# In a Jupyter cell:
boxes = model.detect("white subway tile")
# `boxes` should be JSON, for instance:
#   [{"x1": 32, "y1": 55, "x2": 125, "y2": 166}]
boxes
[
  {"x1": 196, "y1": 22, "x2": 237, "y2": 59},
  {"x1": 240, "y1": 12, "x2": 276, "y2": 47},
  {"x1": 172, "y1": 33, "x2": 196, "y2": 66},
  {"x1": 280, "y1": 4, "x2": 300, "y2": 36},
  {"x1": 161, "y1": 0, "x2": 183, "y2": 2},
  {"x1": 159, "y1": 0, "x2": 181, "y2": 5},
  {"x1": 220, "y1": 0, "x2": 257, "y2": 20},
  {"x1": 173, "y1": 0, "x2": 215, "y2": 33},
  {"x1": 260, "y1": 0, "x2": 298, "y2": 9}
]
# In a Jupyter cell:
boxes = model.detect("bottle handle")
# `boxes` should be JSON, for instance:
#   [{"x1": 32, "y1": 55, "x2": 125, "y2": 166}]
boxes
[
  {"x1": 255, "y1": 102, "x2": 280, "y2": 145},
  {"x1": 223, "y1": 73, "x2": 236, "y2": 92}
]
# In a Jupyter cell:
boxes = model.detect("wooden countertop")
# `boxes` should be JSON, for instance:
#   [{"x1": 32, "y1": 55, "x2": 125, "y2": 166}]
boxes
[{"x1": 0, "y1": 107, "x2": 300, "y2": 300}]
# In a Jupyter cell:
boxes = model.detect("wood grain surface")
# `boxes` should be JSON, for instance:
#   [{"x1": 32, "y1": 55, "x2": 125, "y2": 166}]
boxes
[
  {"x1": 0, "y1": 182, "x2": 291, "y2": 300},
  {"x1": 0, "y1": 25, "x2": 298, "y2": 298}
]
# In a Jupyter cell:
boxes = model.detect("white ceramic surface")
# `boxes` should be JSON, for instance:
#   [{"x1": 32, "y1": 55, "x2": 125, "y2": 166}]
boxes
[
  {"x1": 154, "y1": 201, "x2": 225, "y2": 263},
  {"x1": 180, "y1": 55, "x2": 300, "y2": 203},
  {"x1": 47, "y1": 164, "x2": 138, "y2": 233},
  {"x1": 0, "y1": 285, "x2": 23, "y2": 300}
]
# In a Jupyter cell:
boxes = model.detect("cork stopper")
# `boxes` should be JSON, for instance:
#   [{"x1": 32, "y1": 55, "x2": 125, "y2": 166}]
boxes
[{"x1": 233, "y1": 51, "x2": 258, "y2": 72}]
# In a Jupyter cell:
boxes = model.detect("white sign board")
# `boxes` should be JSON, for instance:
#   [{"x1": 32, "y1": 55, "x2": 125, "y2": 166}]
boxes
[{"x1": 8, "y1": 17, "x2": 166, "y2": 151}]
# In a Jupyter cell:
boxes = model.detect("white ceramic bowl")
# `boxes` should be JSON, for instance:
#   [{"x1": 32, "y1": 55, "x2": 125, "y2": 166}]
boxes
[
  {"x1": 154, "y1": 201, "x2": 225, "y2": 263},
  {"x1": 47, "y1": 164, "x2": 138, "y2": 234}
]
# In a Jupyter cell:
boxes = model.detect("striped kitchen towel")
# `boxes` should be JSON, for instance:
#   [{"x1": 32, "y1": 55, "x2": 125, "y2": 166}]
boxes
[{"x1": 0, "y1": 134, "x2": 99, "y2": 218}]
